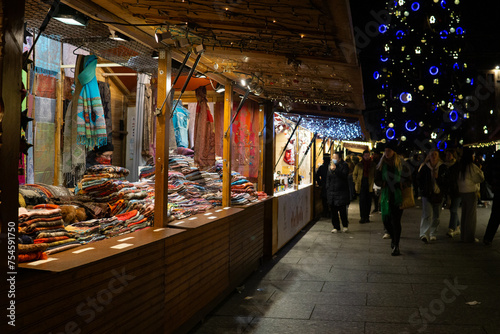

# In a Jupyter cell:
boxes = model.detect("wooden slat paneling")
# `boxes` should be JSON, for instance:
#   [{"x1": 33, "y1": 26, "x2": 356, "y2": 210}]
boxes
[
  {"x1": 164, "y1": 219, "x2": 230, "y2": 334},
  {"x1": 229, "y1": 202, "x2": 265, "y2": 286}
]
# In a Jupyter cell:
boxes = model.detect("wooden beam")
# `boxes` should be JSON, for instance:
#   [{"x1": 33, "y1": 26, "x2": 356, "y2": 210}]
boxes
[
  {"x1": 62, "y1": 0, "x2": 158, "y2": 49},
  {"x1": 154, "y1": 49, "x2": 171, "y2": 227},
  {"x1": 222, "y1": 82, "x2": 233, "y2": 207},
  {"x1": 257, "y1": 104, "x2": 265, "y2": 191},
  {"x1": 98, "y1": 66, "x2": 131, "y2": 97},
  {"x1": 54, "y1": 43, "x2": 64, "y2": 186},
  {"x1": 0, "y1": 0, "x2": 24, "y2": 265}
]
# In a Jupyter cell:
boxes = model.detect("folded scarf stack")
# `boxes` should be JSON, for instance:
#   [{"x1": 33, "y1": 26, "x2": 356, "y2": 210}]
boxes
[{"x1": 18, "y1": 207, "x2": 79, "y2": 259}]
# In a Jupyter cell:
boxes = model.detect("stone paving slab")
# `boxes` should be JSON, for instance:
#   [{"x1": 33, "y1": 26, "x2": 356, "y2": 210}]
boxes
[{"x1": 191, "y1": 201, "x2": 500, "y2": 333}]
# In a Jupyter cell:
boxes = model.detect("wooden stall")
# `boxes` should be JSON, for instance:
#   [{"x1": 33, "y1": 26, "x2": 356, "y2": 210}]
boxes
[{"x1": 8, "y1": 203, "x2": 269, "y2": 334}]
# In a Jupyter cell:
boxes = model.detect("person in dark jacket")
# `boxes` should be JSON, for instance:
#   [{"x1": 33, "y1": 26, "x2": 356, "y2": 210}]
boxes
[
  {"x1": 353, "y1": 150, "x2": 375, "y2": 223},
  {"x1": 483, "y1": 150, "x2": 500, "y2": 245},
  {"x1": 375, "y1": 141, "x2": 412, "y2": 256},
  {"x1": 418, "y1": 149, "x2": 448, "y2": 243},
  {"x1": 315, "y1": 153, "x2": 331, "y2": 218},
  {"x1": 326, "y1": 152, "x2": 350, "y2": 233}
]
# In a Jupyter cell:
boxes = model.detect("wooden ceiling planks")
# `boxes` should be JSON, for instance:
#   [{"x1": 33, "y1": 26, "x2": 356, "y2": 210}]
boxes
[{"x1": 62, "y1": 0, "x2": 364, "y2": 110}]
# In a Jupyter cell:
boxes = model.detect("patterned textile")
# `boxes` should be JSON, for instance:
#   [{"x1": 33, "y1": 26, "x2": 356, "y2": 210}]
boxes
[
  {"x1": 63, "y1": 55, "x2": 87, "y2": 186},
  {"x1": 19, "y1": 252, "x2": 48, "y2": 263},
  {"x1": 34, "y1": 97, "x2": 56, "y2": 183},
  {"x1": 34, "y1": 35, "x2": 61, "y2": 78},
  {"x1": 86, "y1": 165, "x2": 130, "y2": 176},
  {"x1": 194, "y1": 86, "x2": 215, "y2": 168},
  {"x1": 172, "y1": 102, "x2": 190, "y2": 148},
  {"x1": 141, "y1": 82, "x2": 153, "y2": 157},
  {"x1": 98, "y1": 81, "x2": 113, "y2": 143},
  {"x1": 18, "y1": 243, "x2": 49, "y2": 254},
  {"x1": 76, "y1": 55, "x2": 107, "y2": 148},
  {"x1": 231, "y1": 100, "x2": 260, "y2": 182},
  {"x1": 35, "y1": 74, "x2": 57, "y2": 99}
]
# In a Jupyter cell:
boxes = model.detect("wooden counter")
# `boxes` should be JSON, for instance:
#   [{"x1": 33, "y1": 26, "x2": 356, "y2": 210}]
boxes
[{"x1": 8, "y1": 201, "x2": 270, "y2": 334}]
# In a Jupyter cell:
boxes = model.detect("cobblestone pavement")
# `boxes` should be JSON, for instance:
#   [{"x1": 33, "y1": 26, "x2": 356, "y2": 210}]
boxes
[{"x1": 191, "y1": 200, "x2": 500, "y2": 334}]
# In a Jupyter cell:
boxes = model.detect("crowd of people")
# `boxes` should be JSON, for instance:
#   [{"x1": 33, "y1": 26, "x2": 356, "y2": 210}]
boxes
[{"x1": 315, "y1": 142, "x2": 500, "y2": 256}]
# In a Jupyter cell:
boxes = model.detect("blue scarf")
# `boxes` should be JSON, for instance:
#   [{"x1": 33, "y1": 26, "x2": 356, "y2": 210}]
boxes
[{"x1": 76, "y1": 55, "x2": 107, "y2": 148}]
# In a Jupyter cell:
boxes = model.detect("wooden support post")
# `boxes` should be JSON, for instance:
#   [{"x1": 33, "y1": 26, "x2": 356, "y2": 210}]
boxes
[
  {"x1": 222, "y1": 83, "x2": 233, "y2": 207},
  {"x1": 257, "y1": 104, "x2": 265, "y2": 191},
  {"x1": 154, "y1": 49, "x2": 171, "y2": 227},
  {"x1": 294, "y1": 128, "x2": 299, "y2": 190},
  {"x1": 312, "y1": 137, "x2": 317, "y2": 218},
  {"x1": 263, "y1": 102, "x2": 274, "y2": 196},
  {"x1": 54, "y1": 42, "x2": 64, "y2": 186},
  {"x1": 0, "y1": 0, "x2": 25, "y2": 268}
]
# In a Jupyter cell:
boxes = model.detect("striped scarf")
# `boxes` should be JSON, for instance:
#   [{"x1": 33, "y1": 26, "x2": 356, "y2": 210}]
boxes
[{"x1": 76, "y1": 55, "x2": 107, "y2": 148}]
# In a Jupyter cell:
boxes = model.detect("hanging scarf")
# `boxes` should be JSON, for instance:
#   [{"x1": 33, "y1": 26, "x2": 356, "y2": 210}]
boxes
[
  {"x1": 76, "y1": 55, "x2": 107, "y2": 148},
  {"x1": 63, "y1": 55, "x2": 87, "y2": 186},
  {"x1": 193, "y1": 86, "x2": 215, "y2": 168},
  {"x1": 380, "y1": 163, "x2": 402, "y2": 218}
]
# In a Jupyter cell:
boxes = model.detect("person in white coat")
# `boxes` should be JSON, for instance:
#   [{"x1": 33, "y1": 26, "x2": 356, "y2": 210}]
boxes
[{"x1": 457, "y1": 149, "x2": 485, "y2": 243}]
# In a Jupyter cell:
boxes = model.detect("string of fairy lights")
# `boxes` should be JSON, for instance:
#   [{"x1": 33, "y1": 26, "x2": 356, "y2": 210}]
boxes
[{"x1": 275, "y1": 113, "x2": 364, "y2": 141}]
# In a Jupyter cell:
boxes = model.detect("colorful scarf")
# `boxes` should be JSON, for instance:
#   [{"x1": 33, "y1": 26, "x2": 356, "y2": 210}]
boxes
[
  {"x1": 76, "y1": 55, "x2": 107, "y2": 148},
  {"x1": 380, "y1": 163, "x2": 402, "y2": 218},
  {"x1": 34, "y1": 35, "x2": 61, "y2": 78}
]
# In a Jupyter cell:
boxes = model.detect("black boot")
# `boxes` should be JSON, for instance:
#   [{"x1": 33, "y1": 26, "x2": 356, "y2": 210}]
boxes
[{"x1": 391, "y1": 245, "x2": 400, "y2": 256}]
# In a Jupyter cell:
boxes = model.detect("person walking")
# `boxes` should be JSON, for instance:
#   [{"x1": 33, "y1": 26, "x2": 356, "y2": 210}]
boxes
[
  {"x1": 353, "y1": 150, "x2": 375, "y2": 223},
  {"x1": 418, "y1": 149, "x2": 448, "y2": 243},
  {"x1": 375, "y1": 141, "x2": 412, "y2": 256},
  {"x1": 483, "y1": 151, "x2": 500, "y2": 246},
  {"x1": 457, "y1": 149, "x2": 485, "y2": 243},
  {"x1": 315, "y1": 153, "x2": 331, "y2": 218},
  {"x1": 371, "y1": 150, "x2": 382, "y2": 214},
  {"x1": 445, "y1": 149, "x2": 461, "y2": 237},
  {"x1": 326, "y1": 152, "x2": 350, "y2": 233}
]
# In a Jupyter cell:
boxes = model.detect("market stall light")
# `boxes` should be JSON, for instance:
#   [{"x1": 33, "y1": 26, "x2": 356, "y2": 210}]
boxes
[
  {"x1": 155, "y1": 27, "x2": 172, "y2": 43},
  {"x1": 151, "y1": 51, "x2": 159, "y2": 59},
  {"x1": 53, "y1": 4, "x2": 89, "y2": 26},
  {"x1": 215, "y1": 83, "x2": 225, "y2": 93}
]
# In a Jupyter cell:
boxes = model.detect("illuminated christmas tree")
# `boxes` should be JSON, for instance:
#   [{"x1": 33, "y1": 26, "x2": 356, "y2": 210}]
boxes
[{"x1": 373, "y1": 0, "x2": 473, "y2": 148}]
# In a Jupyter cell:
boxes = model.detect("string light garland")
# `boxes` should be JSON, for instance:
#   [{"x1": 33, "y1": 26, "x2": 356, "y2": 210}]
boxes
[{"x1": 277, "y1": 113, "x2": 364, "y2": 141}]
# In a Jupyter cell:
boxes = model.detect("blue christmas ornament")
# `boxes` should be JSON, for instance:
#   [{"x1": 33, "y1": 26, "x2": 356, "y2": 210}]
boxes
[
  {"x1": 449, "y1": 110, "x2": 458, "y2": 122},
  {"x1": 429, "y1": 66, "x2": 439, "y2": 75},
  {"x1": 405, "y1": 120, "x2": 417, "y2": 132},
  {"x1": 411, "y1": 2, "x2": 420, "y2": 11},
  {"x1": 386, "y1": 128, "x2": 396, "y2": 140},
  {"x1": 379, "y1": 25, "x2": 388, "y2": 34}
]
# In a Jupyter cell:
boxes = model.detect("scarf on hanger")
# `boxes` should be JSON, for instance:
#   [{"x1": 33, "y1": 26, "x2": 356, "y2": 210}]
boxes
[
  {"x1": 76, "y1": 55, "x2": 107, "y2": 148},
  {"x1": 62, "y1": 55, "x2": 86, "y2": 186}
]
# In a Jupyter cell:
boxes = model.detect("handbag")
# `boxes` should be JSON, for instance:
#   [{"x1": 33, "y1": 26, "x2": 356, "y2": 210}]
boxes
[
  {"x1": 400, "y1": 186, "x2": 415, "y2": 209},
  {"x1": 480, "y1": 181, "x2": 494, "y2": 201}
]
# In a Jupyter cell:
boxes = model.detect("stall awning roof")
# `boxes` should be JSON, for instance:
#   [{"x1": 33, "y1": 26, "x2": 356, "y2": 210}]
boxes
[{"x1": 26, "y1": 0, "x2": 364, "y2": 110}]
